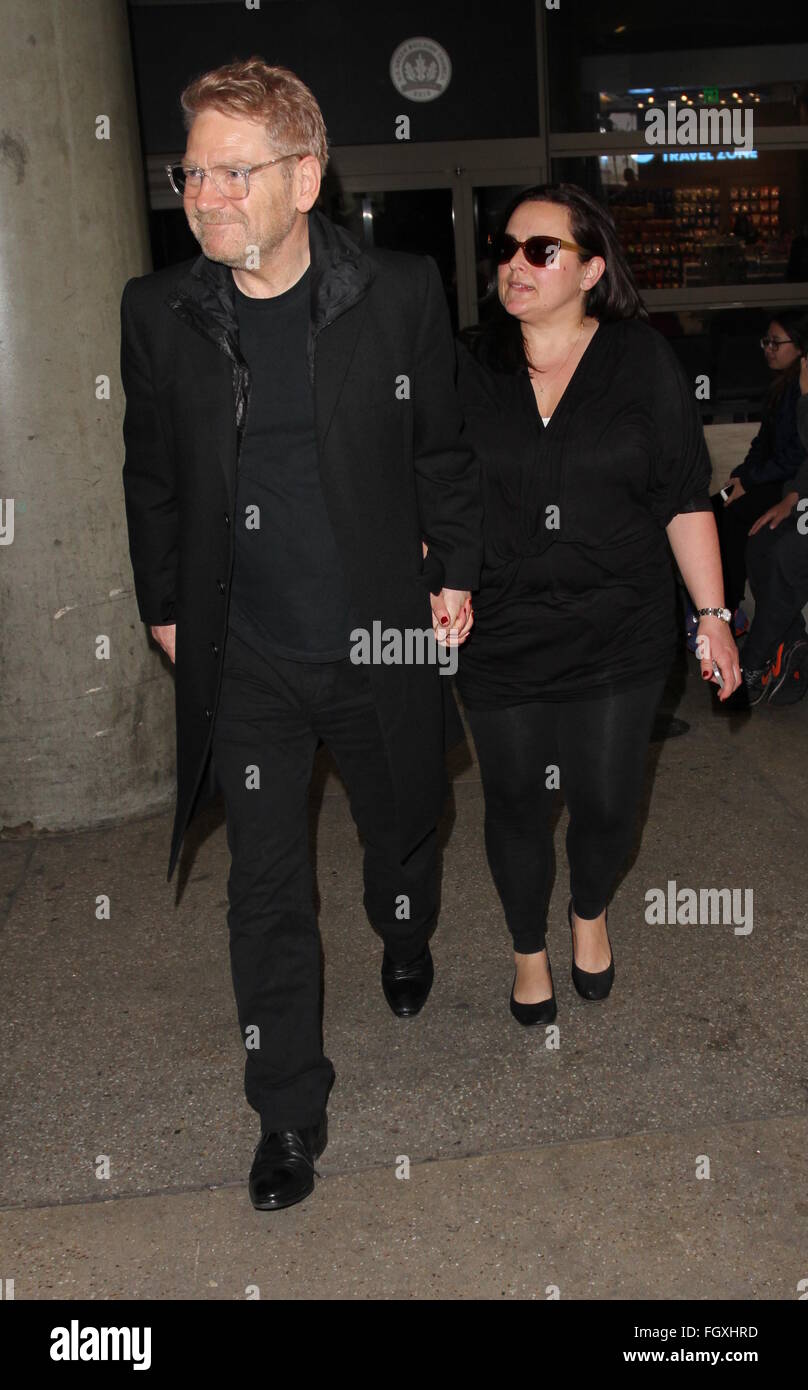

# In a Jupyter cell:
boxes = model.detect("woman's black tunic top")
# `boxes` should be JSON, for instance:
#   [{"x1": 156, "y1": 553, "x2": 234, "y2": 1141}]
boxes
[{"x1": 454, "y1": 318, "x2": 713, "y2": 708}]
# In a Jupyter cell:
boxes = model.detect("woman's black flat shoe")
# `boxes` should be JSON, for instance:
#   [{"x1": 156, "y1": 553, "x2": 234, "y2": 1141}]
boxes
[
  {"x1": 568, "y1": 898, "x2": 615, "y2": 1001},
  {"x1": 509, "y1": 951, "x2": 557, "y2": 1026}
]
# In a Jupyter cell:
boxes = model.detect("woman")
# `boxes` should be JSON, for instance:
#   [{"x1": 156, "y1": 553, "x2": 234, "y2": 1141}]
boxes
[
  {"x1": 711, "y1": 308, "x2": 808, "y2": 631},
  {"x1": 453, "y1": 183, "x2": 740, "y2": 1025}
]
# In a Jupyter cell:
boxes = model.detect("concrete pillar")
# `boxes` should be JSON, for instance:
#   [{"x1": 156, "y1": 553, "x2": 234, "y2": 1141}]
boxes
[{"x1": 0, "y1": 0, "x2": 175, "y2": 835}]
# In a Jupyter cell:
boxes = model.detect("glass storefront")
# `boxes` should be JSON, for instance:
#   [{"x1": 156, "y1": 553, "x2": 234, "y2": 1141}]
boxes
[
  {"x1": 547, "y1": 1, "x2": 808, "y2": 133},
  {"x1": 139, "y1": 0, "x2": 808, "y2": 429},
  {"x1": 551, "y1": 151, "x2": 808, "y2": 291},
  {"x1": 544, "y1": 3, "x2": 808, "y2": 411}
]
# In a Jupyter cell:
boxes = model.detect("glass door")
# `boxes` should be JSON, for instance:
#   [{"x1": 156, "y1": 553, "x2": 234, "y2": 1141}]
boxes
[
  {"x1": 325, "y1": 139, "x2": 546, "y2": 330},
  {"x1": 322, "y1": 186, "x2": 459, "y2": 329}
]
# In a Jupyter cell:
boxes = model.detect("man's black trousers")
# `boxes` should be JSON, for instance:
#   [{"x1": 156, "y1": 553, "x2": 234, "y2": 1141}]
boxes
[{"x1": 210, "y1": 623, "x2": 438, "y2": 1133}]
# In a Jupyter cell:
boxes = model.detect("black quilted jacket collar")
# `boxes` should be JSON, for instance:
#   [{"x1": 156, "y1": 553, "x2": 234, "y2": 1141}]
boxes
[{"x1": 165, "y1": 207, "x2": 374, "y2": 381}]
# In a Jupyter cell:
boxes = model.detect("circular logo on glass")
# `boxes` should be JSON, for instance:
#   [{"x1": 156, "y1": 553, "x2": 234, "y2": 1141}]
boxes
[{"x1": 390, "y1": 37, "x2": 452, "y2": 103}]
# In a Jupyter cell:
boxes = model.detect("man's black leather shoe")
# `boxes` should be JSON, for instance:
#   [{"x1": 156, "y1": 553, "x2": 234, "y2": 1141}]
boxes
[
  {"x1": 381, "y1": 943, "x2": 434, "y2": 1017},
  {"x1": 248, "y1": 1114, "x2": 327, "y2": 1211}
]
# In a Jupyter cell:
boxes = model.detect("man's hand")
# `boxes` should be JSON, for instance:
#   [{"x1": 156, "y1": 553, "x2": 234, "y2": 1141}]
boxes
[
  {"x1": 722, "y1": 476, "x2": 746, "y2": 506},
  {"x1": 749, "y1": 493, "x2": 798, "y2": 535},
  {"x1": 150, "y1": 623, "x2": 176, "y2": 663},
  {"x1": 430, "y1": 588, "x2": 473, "y2": 645}
]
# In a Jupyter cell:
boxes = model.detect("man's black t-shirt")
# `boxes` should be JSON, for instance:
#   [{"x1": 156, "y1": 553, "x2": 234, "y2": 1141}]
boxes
[{"x1": 229, "y1": 266, "x2": 359, "y2": 661}]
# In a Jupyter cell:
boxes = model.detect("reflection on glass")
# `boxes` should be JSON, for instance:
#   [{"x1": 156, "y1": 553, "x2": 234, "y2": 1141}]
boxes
[
  {"x1": 586, "y1": 83, "x2": 806, "y2": 134},
  {"x1": 323, "y1": 187, "x2": 458, "y2": 330},
  {"x1": 547, "y1": 2, "x2": 808, "y2": 132},
  {"x1": 551, "y1": 153, "x2": 808, "y2": 289}
]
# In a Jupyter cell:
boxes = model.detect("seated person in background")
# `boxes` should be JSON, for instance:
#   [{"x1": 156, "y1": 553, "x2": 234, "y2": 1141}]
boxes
[
  {"x1": 732, "y1": 352, "x2": 808, "y2": 708},
  {"x1": 711, "y1": 309, "x2": 808, "y2": 637}
]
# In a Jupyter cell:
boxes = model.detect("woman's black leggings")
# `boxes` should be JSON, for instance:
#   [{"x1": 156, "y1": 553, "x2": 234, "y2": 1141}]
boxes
[{"x1": 465, "y1": 678, "x2": 666, "y2": 954}]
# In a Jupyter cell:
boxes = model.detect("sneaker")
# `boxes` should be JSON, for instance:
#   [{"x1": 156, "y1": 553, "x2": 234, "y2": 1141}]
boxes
[
  {"x1": 723, "y1": 655, "x2": 776, "y2": 710},
  {"x1": 732, "y1": 605, "x2": 750, "y2": 638},
  {"x1": 742, "y1": 662, "x2": 774, "y2": 707},
  {"x1": 768, "y1": 638, "x2": 808, "y2": 707}
]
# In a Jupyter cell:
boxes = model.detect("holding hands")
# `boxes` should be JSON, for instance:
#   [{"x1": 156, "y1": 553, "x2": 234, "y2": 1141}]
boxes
[
  {"x1": 430, "y1": 588, "x2": 473, "y2": 645},
  {"x1": 423, "y1": 540, "x2": 474, "y2": 645}
]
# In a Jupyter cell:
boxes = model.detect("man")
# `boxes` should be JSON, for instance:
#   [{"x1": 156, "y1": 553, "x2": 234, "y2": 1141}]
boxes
[{"x1": 120, "y1": 57, "x2": 481, "y2": 1211}]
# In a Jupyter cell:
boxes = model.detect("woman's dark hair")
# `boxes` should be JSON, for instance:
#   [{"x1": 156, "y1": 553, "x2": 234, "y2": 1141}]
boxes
[
  {"x1": 766, "y1": 307, "x2": 808, "y2": 404},
  {"x1": 461, "y1": 182, "x2": 646, "y2": 373}
]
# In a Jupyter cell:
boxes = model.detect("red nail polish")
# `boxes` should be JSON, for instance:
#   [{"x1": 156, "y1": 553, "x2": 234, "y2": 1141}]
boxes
[{"x1": 440, "y1": 616, "x2": 449, "y2": 625}]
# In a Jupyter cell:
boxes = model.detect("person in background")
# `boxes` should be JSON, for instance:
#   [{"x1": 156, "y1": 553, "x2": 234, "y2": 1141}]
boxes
[
  {"x1": 710, "y1": 310, "x2": 808, "y2": 636},
  {"x1": 732, "y1": 351, "x2": 808, "y2": 707},
  {"x1": 455, "y1": 183, "x2": 739, "y2": 1029}
]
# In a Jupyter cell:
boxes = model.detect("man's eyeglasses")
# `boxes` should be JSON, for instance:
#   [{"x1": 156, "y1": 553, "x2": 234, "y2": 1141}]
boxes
[
  {"x1": 165, "y1": 154, "x2": 304, "y2": 199},
  {"x1": 489, "y1": 231, "x2": 592, "y2": 267},
  {"x1": 760, "y1": 336, "x2": 793, "y2": 350}
]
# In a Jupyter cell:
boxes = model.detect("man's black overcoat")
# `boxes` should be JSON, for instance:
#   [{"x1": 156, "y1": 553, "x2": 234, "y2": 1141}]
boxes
[{"x1": 120, "y1": 209, "x2": 482, "y2": 880}]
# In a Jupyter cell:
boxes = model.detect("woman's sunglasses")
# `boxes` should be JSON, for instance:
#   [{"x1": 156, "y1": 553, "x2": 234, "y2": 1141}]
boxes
[{"x1": 489, "y1": 232, "x2": 592, "y2": 267}]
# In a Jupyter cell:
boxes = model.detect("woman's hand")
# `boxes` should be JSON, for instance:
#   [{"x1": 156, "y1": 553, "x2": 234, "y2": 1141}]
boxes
[
  {"x1": 799, "y1": 354, "x2": 808, "y2": 395},
  {"x1": 749, "y1": 493, "x2": 798, "y2": 535},
  {"x1": 423, "y1": 539, "x2": 474, "y2": 645},
  {"x1": 696, "y1": 616, "x2": 741, "y2": 700},
  {"x1": 430, "y1": 589, "x2": 474, "y2": 645},
  {"x1": 722, "y1": 476, "x2": 746, "y2": 506}
]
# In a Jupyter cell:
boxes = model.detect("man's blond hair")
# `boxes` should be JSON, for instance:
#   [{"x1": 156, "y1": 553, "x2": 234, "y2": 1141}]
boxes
[{"x1": 180, "y1": 55, "x2": 328, "y2": 175}]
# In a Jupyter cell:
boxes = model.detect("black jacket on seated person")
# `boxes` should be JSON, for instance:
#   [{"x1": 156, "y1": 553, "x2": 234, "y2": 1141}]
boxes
[
  {"x1": 731, "y1": 379, "x2": 807, "y2": 490},
  {"x1": 792, "y1": 394, "x2": 808, "y2": 495}
]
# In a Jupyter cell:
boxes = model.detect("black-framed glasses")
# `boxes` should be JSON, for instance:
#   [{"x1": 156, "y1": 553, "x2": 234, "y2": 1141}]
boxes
[
  {"x1": 489, "y1": 231, "x2": 592, "y2": 267},
  {"x1": 165, "y1": 154, "x2": 305, "y2": 199},
  {"x1": 760, "y1": 335, "x2": 793, "y2": 349}
]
